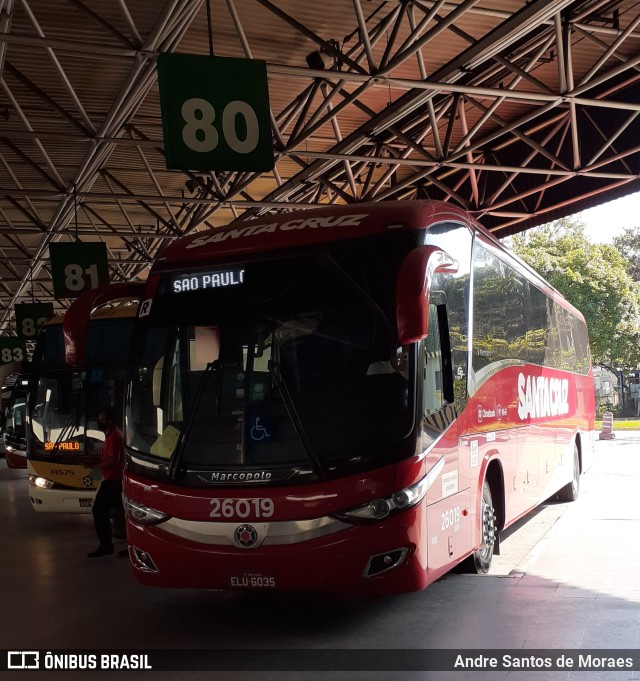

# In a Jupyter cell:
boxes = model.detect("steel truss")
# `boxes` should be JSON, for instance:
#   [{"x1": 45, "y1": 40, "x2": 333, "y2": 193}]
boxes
[{"x1": 2, "y1": 0, "x2": 640, "y2": 329}]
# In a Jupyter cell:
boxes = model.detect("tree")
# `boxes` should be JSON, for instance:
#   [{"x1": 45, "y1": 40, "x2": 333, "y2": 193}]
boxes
[
  {"x1": 508, "y1": 217, "x2": 640, "y2": 369},
  {"x1": 613, "y1": 225, "x2": 640, "y2": 281}
]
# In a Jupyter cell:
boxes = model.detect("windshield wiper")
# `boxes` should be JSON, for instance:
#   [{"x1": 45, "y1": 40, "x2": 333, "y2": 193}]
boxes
[
  {"x1": 170, "y1": 359, "x2": 220, "y2": 478},
  {"x1": 52, "y1": 391, "x2": 82, "y2": 454},
  {"x1": 269, "y1": 358, "x2": 326, "y2": 478}
]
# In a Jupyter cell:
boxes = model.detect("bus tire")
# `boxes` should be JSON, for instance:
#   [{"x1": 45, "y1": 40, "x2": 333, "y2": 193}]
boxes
[
  {"x1": 557, "y1": 442, "x2": 580, "y2": 502},
  {"x1": 473, "y1": 480, "x2": 496, "y2": 574},
  {"x1": 458, "y1": 479, "x2": 496, "y2": 574}
]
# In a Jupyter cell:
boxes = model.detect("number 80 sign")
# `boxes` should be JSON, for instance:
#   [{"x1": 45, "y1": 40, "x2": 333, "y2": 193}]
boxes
[{"x1": 157, "y1": 54, "x2": 274, "y2": 172}]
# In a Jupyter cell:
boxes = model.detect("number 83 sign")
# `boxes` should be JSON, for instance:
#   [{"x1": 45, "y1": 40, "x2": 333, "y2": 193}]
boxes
[
  {"x1": 157, "y1": 53, "x2": 274, "y2": 172},
  {"x1": 0, "y1": 338, "x2": 25, "y2": 365}
]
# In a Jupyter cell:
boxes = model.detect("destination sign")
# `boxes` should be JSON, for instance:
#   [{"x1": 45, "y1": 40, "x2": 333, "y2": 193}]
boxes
[
  {"x1": 45, "y1": 442, "x2": 81, "y2": 451},
  {"x1": 171, "y1": 268, "x2": 245, "y2": 294}
]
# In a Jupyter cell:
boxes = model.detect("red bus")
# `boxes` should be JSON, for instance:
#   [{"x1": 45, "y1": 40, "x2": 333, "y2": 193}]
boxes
[{"x1": 64, "y1": 201, "x2": 595, "y2": 593}]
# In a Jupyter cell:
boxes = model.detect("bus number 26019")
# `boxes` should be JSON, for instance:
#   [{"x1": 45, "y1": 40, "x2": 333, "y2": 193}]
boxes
[
  {"x1": 209, "y1": 498, "x2": 274, "y2": 519},
  {"x1": 441, "y1": 506, "x2": 461, "y2": 531}
]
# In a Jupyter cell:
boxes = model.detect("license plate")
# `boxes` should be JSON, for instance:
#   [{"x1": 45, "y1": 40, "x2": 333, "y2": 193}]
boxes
[
  {"x1": 79, "y1": 499, "x2": 93, "y2": 508},
  {"x1": 229, "y1": 571, "x2": 277, "y2": 589}
]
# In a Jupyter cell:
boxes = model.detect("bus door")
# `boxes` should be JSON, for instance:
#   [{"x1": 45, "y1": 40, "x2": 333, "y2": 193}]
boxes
[{"x1": 422, "y1": 295, "x2": 472, "y2": 573}]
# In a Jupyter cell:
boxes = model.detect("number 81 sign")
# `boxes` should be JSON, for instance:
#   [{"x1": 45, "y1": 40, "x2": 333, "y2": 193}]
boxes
[
  {"x1": 157, "y1": 54, "x2": 274, "y2": 172},
  {"x1": 49, "y1": 242, "x2": 109, "y2": 299}
]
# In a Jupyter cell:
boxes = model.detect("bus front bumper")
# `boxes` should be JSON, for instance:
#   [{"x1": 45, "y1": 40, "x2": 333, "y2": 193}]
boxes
[
  {"x1": 125, "y1": 508, "x2": 429, "y2": 594},
  {"x1": 28, "y1": 482, "x2": 96, "y2": 513}
]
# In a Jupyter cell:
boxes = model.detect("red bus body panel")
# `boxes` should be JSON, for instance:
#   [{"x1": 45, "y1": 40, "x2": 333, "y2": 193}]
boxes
[{"x1": 4, "y1": 447, "x2": 27, "y2": 469}]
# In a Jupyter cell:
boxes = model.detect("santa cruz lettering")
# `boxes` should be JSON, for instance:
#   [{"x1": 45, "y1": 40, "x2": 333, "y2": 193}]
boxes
[
  {"x1": 184, "y1": 213, "x2": 369, "y2": 249},
  {"x1": 517, "y1": 373, "x2": 569, "y2": 420}
]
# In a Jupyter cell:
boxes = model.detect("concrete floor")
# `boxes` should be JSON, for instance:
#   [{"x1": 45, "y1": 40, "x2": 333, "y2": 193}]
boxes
[{"x1": 1, "y1": 433, "x2": 639, "y2": 680}]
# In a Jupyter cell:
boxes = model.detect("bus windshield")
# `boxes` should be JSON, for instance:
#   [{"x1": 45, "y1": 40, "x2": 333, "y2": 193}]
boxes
[
  {"x1": 29, "y1": 316, "x2": 134, "y2": 460},
  {"x1": 6, "y1": 383, "x2": 28, "y2": 443},
  {"x1": 128, "y1": 233, "x2": 417, "y2": 473}
]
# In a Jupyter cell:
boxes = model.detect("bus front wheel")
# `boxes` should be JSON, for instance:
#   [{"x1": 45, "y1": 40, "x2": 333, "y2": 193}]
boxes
[
  {"x1": 557, "y1": 443, "x2": 580, "y2": 502},
  {"x1": 472, "y1": 480, "x2": 496, "y2": 574},
  {"x1": 458, "y1": 479, "x2": 496, "y2": 575}
]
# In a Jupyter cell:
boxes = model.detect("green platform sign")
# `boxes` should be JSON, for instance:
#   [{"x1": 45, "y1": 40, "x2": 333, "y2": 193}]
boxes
[
  {"x1": 157, "y1": 53, "x2": 274, "y2": 172},
  {"x1": 15, "y1": 303, "x2": 54, "y2": 339},
  {"x1": 49, "y1": 242, "x2": 109, "y2": 299},
  {"x1": 0, "y1": 338, "x2": 26, "y2": 365}
]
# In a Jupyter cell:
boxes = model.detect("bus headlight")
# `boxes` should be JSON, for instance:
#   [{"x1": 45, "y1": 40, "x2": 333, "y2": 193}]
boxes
[
  {"x1": 342, "y1": 498, "x2": 392, "y2": 521},
  {"x1": 29, "y1": 475, "x2": 55, "y2": 489},
  {"x1": 122, "y1": 495, "x2": 169, "y2": 525},
  {"x1": 334, "y1": 456, "x2": 445, "y2": 523}
]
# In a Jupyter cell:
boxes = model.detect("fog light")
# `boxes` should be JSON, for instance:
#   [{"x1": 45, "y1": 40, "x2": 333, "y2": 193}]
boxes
[
  {"x1": 132, "y1": 546, "x2": 159, "y2": 573},
  {"x1": 364, "y1": 548, "x2": 408, "y2": 577}
]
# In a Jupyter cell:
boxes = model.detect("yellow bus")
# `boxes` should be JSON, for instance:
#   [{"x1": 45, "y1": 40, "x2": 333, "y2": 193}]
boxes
[{"x1": 27, "y1": 306, "x2": 135, "y2": 512}]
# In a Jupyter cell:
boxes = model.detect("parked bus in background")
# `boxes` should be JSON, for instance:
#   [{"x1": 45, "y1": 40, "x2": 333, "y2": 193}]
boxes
[
  {"x1": 64, "y1": 201, "x2": 595, "y2": 593},
  {"x1": 4, "y1": 374, "x2": 29, "y2": 469},
  {"x1": 1, "y1": 371, "x2": 20, "y2": 437},
  {"x1": 27, "y1": 307, "x2": 135, "y2": 512}
]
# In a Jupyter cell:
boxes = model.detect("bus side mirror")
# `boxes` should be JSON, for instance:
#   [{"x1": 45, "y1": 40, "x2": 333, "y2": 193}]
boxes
[
  {"x1": 64, "y1": 282, "x2": 146, "y2": 366},
  {"x1": 396, "y1": 246, "x2": 458, "y2": 344}
]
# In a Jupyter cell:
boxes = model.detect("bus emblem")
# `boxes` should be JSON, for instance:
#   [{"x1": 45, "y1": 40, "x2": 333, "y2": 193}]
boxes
[
  {"x1": 477, "y1": 405, "x2": 483, "y2": 423},
  {"x1": 234, "y1": 524, "x2": 258, "y2": 549}
]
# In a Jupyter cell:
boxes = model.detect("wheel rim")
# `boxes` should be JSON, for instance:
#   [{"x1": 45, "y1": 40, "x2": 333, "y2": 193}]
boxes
[
  {"x1": 571, "y1": 449, "x2": 579, "y2": 496},
  {"x1": 479, "y1": 488, "x2": 496, "y2": 559}
]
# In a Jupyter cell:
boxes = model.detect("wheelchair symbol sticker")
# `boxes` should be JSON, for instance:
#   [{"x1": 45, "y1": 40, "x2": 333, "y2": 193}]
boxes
[{"x1": 250, "y1": 416, "x2": 271, "y2": 442}]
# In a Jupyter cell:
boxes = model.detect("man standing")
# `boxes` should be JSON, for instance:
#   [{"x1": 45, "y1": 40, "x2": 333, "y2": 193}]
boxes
[{"x1": 87, "y1": 409, "x2": 125, "y2": 558}]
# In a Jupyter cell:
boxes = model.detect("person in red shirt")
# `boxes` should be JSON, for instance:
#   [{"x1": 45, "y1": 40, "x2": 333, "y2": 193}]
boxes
[{"x1": 87, "y1": 409, "x2": 125, "y2": 558}]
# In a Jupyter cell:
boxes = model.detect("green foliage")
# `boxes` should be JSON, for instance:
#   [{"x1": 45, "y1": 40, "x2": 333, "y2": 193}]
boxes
[
  {"x1": 508, "y1": 217, "x2": 640, "y2": 369},
  {"x1": 613, "y1": 225, "x2": 640, "y2": 282}
]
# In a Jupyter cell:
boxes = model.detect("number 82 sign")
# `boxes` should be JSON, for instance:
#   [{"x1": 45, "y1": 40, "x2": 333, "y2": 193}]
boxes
[
  {"x1": 157, "y1": 54, "x2": 274, "y2": 172},
  {"x1": 15, "y1": 303, "x2": 54, "y2": 339}
]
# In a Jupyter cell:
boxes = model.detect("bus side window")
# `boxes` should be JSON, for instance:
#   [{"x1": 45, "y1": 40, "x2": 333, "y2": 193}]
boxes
[{"x1": 422, "y1": 301, "x2": 455, "y2": 433}]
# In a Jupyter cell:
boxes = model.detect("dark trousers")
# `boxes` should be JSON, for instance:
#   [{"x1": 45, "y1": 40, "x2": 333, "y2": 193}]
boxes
[{"x1": 92, "y1": 479, "x2": 124, "y2": 548}]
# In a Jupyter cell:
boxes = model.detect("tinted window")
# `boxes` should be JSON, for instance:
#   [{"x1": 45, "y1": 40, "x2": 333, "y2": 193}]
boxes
[{"x1": 472, "y1": 239, "x2": 590, "y2": 389}]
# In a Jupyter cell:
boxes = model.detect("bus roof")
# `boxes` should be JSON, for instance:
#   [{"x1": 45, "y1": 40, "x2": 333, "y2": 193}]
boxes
[
  {"x1": 149, "y1": 199, "x2": 584, "y2": 324},
  {"x1": 154, "y1": 200, "x2": 475, "y2": 271},
  {"x1": 44, "y1": 304, "x2": 138, "y2": 327}
]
